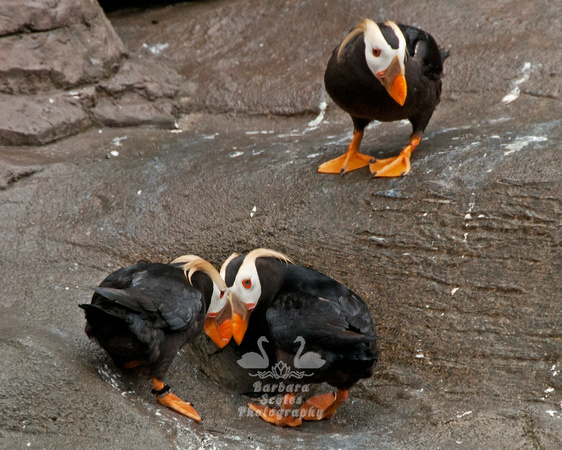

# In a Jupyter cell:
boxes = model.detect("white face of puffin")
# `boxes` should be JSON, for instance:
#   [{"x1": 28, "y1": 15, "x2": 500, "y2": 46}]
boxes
[
  {"x1": 207, "y1": 282, "x2": 229, "y2": 315},
  {"x1": 230, "y1": 259, "x2": 262, "y2": 308},
  {"x1": 362, "y1": 20, "x2": 408, "y2": 106},
  {"x1": 226, "y1": 248, "x2": 292, "y2": 345},
  {"x1": 228, "y1": 258, "x2": 262, "y2": 344}
]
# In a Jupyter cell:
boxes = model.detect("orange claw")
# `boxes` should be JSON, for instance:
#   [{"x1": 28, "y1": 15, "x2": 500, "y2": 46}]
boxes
[
  {"x1": 122, "y1": 360, "x2": 140, "y2": 369},
  {"x1": 157, "y1": 392, "x2": 202, "y2": 422}
]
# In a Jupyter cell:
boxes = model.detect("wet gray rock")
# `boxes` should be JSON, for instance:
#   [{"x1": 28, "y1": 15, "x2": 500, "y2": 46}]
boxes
[
  {"x1": 0, "y1": 93, "x2": 90, "y2": 145},
  {"x1": 90, "y1": 96, "x2": 177, "y2": 128},
  {"x1": 0, "y1": 10, "x2": 124, "y2": 94},
  {"x1": 0, "y1": 0, "x2": 561, "y2": 449},
  {"x1": 90, "y1": 59, "x2": 182, "y2": 127},
  {"x1": 0, "y1": 0, "x2": 100, "y2": 36},
  {"x1": 0, "y1": 162, "x2": 42, "y2": 190},
  {"x1": 0, "y1": 0, "x2": 181, "y2": 145}
]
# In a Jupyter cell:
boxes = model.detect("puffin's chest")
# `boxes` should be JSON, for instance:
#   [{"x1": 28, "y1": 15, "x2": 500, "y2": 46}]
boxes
[{"x1": 324, "y1": 48, "x2": 429, "y2": 123}]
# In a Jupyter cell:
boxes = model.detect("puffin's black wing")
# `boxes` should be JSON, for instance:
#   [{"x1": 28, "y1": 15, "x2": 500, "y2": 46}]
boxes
[
  {"x1": 266, "y1": 290, "x2": 377, "y2": 353},
  {"x1": 81, "y1": 263, "x2": 206, "y2": 375},
  {"x1": 91, "y1": 286, "x2": 201, "y2": 333},
  {"x1": 398, "y1": 24, "x2": 447, "y2": 80},
  {"x1": 87, "y1": 263, "x2": 204, "y2": 333}
]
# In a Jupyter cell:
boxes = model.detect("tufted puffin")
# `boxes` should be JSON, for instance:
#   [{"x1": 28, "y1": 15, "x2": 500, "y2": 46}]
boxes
[
  {"x1": 320, "y1": 19, "x2": 449, "y2": 177},
  {"x1": 79, "y1": 255, "x2": 230, "y2": 421},
  {"x1": 223, "y1": 248, "x2": 378, "y2": 427}
]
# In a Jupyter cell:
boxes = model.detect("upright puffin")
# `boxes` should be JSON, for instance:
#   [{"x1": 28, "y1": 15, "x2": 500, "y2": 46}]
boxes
[
  {"x1": 223, "y1": 249, "x2": 378, "y2": 427},
  {"x1": 320, "y1": 19, "x2": 449, "y2": 177},
  {"x1": 79, "y1": 255, "x2": 230, "y2": 421}
]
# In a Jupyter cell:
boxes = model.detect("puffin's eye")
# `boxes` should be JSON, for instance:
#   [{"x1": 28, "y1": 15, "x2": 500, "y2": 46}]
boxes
[
  {"x1": 242, "y1": 279, "x2": 252, "y2": 289},
  {"x1": 372, "y1": 48, "x2": 381, "y2": 57},
  {"x1": 220, "y1": 290, "x2": 225, "y2": 298}
]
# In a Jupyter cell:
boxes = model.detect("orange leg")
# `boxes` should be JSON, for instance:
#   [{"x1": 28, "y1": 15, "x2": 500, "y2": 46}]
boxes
[
  {"x1": 369, "y1": 133, "x2": 422, "y2": 177},
  {"x1": 152, "y1": 378, "x2": 201, "y2": 422},
  {"x1": 247, "y1": 393, "x2": 303, "y2": 427},
  {"x1": 318, "y1": 129, "x2": 372, "y2": 175},
  {"x1": 122, "y1": 360, "x2": 140, "y2": 369},
  {"x1": 299, "y1": 389, "x2": 349, "y2": 421}
]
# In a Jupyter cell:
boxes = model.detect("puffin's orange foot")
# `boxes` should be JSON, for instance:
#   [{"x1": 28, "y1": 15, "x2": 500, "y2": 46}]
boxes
[
  {"x1": 157, "y1": 391, "x2": 202, "y2": 422},
  {"x1": 152, "y1": 379, "x2": 201, "y2": 422},
  {"x1": 247, "y1": 403, "x2": 303, "y2": 427},
  {"x1": 369, "y1": 154, "x2": 411, "y2": 177},
  {"x1": 318, "y1": 128, "x2": 371, "y2": 175},
  {"x1": 370, "y1": 134, "x2": 421, "y2": 178},
  {"x1": 318, "y1": 150, "x2": 372, "y2": 175},
  {"x1": 299, "y1": 389, "x2": 349, "y2": 421},
  {"x1": 247, "y1": 393, "x2": 302, "y2": 427},
  {"x1": 299, "y1": 392, "x2": 337, "y2": 420},
  {"x1": 122, "y1": 360, "x2": 140, "y2": 369}
]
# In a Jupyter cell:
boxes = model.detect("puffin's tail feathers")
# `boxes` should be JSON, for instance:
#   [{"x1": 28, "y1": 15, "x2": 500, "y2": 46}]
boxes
[{"x1": 79, "y1": 302, "x2": 129, "y2": 339}]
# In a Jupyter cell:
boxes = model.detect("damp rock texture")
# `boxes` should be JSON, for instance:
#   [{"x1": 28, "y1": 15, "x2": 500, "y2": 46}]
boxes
[
  {"x1": 0, "y1": 0, "x2": 182, "y2": 146},
  {"x1": 0, "y1": 0, "x2": 561, "y2": 449}
]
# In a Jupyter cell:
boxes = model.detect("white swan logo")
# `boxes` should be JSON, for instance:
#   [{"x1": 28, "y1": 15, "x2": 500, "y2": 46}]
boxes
[
  {"x1": 237, "y1": 336, "x2": 270, "y2": 369},
  {"x1": 237, "y1": 336, "x2": 325, "y2": 379}
]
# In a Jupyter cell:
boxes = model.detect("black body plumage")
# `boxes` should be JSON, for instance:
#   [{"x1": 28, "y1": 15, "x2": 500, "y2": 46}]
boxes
[
  {"x1": 226, "y1": 256, "x2": 378, "y2": 390},
  {"x1": 325, "y1": 23, "x2": 448, "y2": 134},
  {"x1": 80, "y1": 262, "x2": 213, "y2": 379}
]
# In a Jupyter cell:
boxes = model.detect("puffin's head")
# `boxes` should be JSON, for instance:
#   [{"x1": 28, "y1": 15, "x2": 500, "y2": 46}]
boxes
[
  {"x1": 224, "y1": 248, "x2": 293, "y2": 345},
  {"x1": 339, "y1": 19, "x2": 407, "y2": 106},
  {"x1": 172, "y1": 255, "x2": 232, "y2": 348}
]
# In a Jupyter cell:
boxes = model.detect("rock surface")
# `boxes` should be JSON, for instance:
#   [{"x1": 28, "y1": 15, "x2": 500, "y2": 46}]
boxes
[
  {"x1": 0, "y1": 0, "x2": 182, "y2": 145},
  {"x1": 0, "y1": 0, "x2": 561, "y2": 449}
]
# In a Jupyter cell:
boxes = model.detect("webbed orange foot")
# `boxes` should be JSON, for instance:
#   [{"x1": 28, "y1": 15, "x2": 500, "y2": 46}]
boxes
[
  {"x1": 318, "y1": 150, "x2": 372, "y2": 175},
  {"x1": 247, "y1": 393, "x2": 302, "y2": 427},
  {"x1": 152, "y1": 379, "x2": 201, "y2": 422},
  {"x1": 299, "y1": 389, "x2": 349, "y2": 421},
  {"x1": 319, "y1": 129, "x2": 372, "y2": 175},
  {"x1": 370, "y1": 134, "x2": 421, "y2": 177}
]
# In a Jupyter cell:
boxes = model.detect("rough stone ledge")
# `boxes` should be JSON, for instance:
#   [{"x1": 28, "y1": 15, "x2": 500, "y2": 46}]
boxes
[
  {"x1": 0, "y1": 12, "x2": 125, "y2": 95},
  {"x1": 0, "y1": 93, "x2": 91, "y2": 146},
  {"x1": 0, "y1": 163, "x2": 43, "y2": 189},
  {"x1": 0, "y1": 0, "x2": 101, "y2": 37},
  {"x1": 0, "y1": 0, "x2": 182, "y2": 146}
]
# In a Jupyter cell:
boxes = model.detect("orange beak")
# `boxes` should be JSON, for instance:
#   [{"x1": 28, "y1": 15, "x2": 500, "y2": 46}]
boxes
[
  {"x1": 203, "y1": 299, "x2": 233, "y2": 348},
  {"x1": 232, "y1": 297, "x2": 255, "y2": 345},
  {"x1": 376, "y1": 55, "x2": 407, "y2": 106}
]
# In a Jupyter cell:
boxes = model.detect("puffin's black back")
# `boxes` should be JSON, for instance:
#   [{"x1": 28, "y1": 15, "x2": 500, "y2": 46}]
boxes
[
  {"x1": 324, "y1": 23, "x2": 447, "y2": 133},
  {"x1": 228, "y1": 257, "x2": 378, "y2": 391},
  {"x1": 398, "y1": 24, "x2": 445, "y2": 80},
  {"x1": 80, "y1": 262, "x2": 211, "y2": 379}
]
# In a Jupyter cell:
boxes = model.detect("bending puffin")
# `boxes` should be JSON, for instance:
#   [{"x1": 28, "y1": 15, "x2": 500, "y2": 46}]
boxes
[
  {"x1": 320, "y1": 19, "x2": 449, "y2": 177},
  {"x1": 79, "y1": 255, "x2": 231, "y2": 422},
  {"x1": 223, "y1": 249, "x2": 378, "y2": 427}
]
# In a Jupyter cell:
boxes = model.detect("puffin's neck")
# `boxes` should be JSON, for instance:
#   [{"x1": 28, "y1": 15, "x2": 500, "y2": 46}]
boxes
[
  {"x1": 190, "y1": 271, "x2": 214, "y2": 311},
  {"x1": 255, "y1": 258, "x2": 288, "y2": 304}
]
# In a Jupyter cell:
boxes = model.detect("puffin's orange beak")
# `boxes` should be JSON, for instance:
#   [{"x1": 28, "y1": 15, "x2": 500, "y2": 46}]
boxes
[
  {"x1": 231, "y1": 296, "x2": 255, "y2": 345},
  {"x1": 376, "y1": 55, "x2": 407, "y2": 106},
  {"x1": 388, "y1": 73, "x2": 407, "y2": 106},
  {"x1": 203, "y1": 298, "x2": 233, "y2": 348}
]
